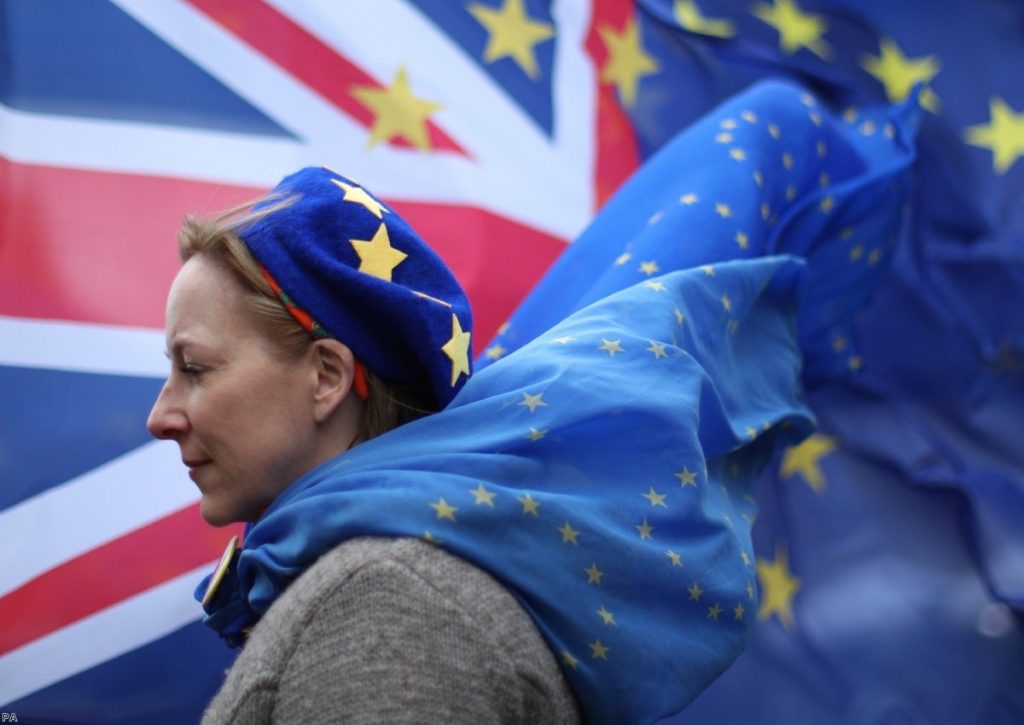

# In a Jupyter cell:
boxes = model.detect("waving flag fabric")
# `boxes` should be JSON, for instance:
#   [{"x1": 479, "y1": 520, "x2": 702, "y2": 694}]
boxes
[{"x1": 2, "y1": 1, "x2": 1023, "y2": 724}]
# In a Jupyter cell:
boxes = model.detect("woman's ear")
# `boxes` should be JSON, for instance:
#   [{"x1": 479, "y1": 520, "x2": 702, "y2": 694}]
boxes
[{"x1": 310, "y1": 338, "x2": 355, "y2": 423}]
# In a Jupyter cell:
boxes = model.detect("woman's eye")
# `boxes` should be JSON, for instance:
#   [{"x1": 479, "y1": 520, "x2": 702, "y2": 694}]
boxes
[{"x1": 180, "y1": 363, "x2": 203, "y2": 377}]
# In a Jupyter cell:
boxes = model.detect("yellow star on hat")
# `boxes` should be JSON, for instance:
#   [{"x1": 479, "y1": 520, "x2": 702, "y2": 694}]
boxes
[
  {"x1": 350, "y1": 223, "x2": 408, "y2": 281},
  {"x1": 441, "y1": 313, "x2": 472, "y2": 388},
  {"x1": 331, "y1": 178, "x2": 390, "y2": 218}
]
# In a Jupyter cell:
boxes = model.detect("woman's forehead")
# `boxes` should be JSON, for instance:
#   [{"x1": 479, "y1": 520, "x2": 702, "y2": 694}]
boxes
[{"x1": 165, "y1": 257, "x2": 254, "y2": 344}]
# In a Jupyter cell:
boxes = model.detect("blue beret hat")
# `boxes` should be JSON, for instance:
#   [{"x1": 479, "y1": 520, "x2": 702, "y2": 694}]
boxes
[{"x1": 239, "y1": 167, "x2": 473, "y2": 408}]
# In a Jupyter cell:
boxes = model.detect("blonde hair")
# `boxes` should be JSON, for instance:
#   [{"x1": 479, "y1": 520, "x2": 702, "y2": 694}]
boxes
[{"x1": 178, "y1": 198, "x2": 437, "y2": 440}]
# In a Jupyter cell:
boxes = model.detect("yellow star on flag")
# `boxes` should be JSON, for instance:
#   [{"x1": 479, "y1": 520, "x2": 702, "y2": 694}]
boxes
[
  {"x1": 469, "y1": 484, "x2": 496, "y2": 507},
  {"x1": 642, "y1": 487, "x2": 668, "y2": 507},
  {"x1": 861, "y1": 38, "x2": 941, "y2": 112},
  {"x1": 673, "y1": 308, "x2": 685, "y2": 325},
  {"x1": 349, "y1": 223, "x2": 408, "y2": 282},
  {"x1": 331, "y1": 179, "x2": 389, "y2": 218},
  {"x1": 350, "y1": 65, "x2": 442, "y2": 151},
  {"x1": 589, "y1": 639, "x2": 610, "y2": 660},
  {"x1": 965, "y1": 96, "x2": 1024, "y2": 174},
  {"x1": 430, "y1": 497, "x2": 457, "y2": 521},
  {"x1": 780, "y1": 433, "x2": 837, "y2": 492},
  {"x1": 707, "y1": 602, "x2": 722, "y2": 619},
  {"x1": 715, "y1": 202, "x2": 732, "y2": 218},
  {"x1": 597, "y1": 606, "x2": 617, "y2": 626},
  {"x1": 585, "y1": 562, "x2": 605, "y2": 585},
  {"x1": 665, "y1": 550, "x2": 683, "y2": 567},
  {"x1": 558, "y1": 521, "x2": 580, "y2": 545},
  {"x1": 518, "y1": 493, "x2": 541, "y2": 516},
  {"x1": 599, "y1": 17, "x2": 659, "y2": 108},
  {"x1": 615, "y1": 251, "x2": 632, "y2": 265},
  {"x1": 757, "y1": 542, "x2": 802, "y2": 629},
  {"x1": 674, "y1": 0, "x2": 735, "y2": 38},
  {"x1": 441, "y1": 313, "x2": 472, "y2": 388},
  {"x1": 468, "y1": 0, "x2": 555, "y2": 79},
  {"x1": 675, "y1": 467, "x2": 697, "y2": 486},
  {"x1": 484, "y1": 344, "x2": 506, "y2": 360},
  {"x1": 639, "y1": 260, "x2": 660, "y2": 275},
  {"x1": 636, "y1": 517, "x2": 654, "y2": 540},
  {"x1": 734, "y1": 603, "x2": 746, "y2": 621},
  {"x1": 687, "y1": 581, "x2": 703, "y2": 601},
  {"x1": 644, "y1": 280, "x2": 667, "y2": 292},
  {"x1": 518, "y1": 392, "x2": 548, "y2": 412},
  {"x1": 752, "y1": 0, "x2": 830, "y2": 59}
]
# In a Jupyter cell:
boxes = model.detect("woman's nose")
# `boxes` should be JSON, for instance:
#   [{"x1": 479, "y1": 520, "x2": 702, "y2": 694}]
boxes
[{"x1": 146, "y1": 382, "x2": 188, "y2": 440}]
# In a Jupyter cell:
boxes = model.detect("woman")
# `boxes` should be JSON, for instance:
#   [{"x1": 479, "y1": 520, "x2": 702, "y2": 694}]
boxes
[
  {"x1": 148, "y1": 167, "x2": 579, "y2": 721},
  {"x1": 148, "y1": 80, "x2": 916, "y2": 723}
]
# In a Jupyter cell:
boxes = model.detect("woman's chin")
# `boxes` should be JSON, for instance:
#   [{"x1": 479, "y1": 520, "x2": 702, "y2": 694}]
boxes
[{"x1": 199, "y1": 498, "x2": 237, "y2": 528}]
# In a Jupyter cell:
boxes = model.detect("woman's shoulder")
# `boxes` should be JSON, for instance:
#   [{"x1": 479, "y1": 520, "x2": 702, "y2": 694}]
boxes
[{"x1": 204, "y1": 537, "x2": 579, "y2": 724}]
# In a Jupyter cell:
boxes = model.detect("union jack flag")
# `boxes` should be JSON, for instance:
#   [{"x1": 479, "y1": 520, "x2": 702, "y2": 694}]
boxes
[{"x1": 0, "y1": 1, "x2": 643, "y2": 720}]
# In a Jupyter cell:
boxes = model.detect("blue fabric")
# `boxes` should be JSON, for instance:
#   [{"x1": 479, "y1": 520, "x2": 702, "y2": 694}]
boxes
[
  {"x1": 198, "y1": 79, "x2": 918, "y2": 723},
  {"x1": 241, "y1": 167, "x2": 473, "y2": 407},
  {"x1": 201, "y1": 256, "x2": 813, "y2": 723},
  {"x1": 482, "y1": 80, "x2": 919, "y2": 390}
]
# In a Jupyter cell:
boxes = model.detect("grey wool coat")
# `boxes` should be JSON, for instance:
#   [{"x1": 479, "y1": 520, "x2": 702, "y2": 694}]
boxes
[{"x1": 201, "y1": 536, "x2": 580, "y2": 724}]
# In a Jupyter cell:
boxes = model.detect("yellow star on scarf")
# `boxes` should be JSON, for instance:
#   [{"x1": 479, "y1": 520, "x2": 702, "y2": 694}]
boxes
[
  {"x1": 441, "y1": 313, "x2": 472, "y2": 388},
  {"x1": 518, "y1": 392, "x2": 548, "y2": 412},
  {"x1": 642, "y1": 487, "x2": 668, "y2": 507},
  {"x1": 779, "y1": 433, "x2": 836, "y2": 492},
  {"x1": 646, "y1": 341, "x2": 668, "y2": 358},
  {"x1": 598, "y1": 339, "x2": 625, "y2": 356},
  {"x1": 430, "y1": 497, "x2": 457, "y2": 521},
  {"x1": 469, "y1": 484, "x2": 496, "y2": 507},
  {"x1": 674, "y1": 0, "x2": 735, "y2": 38},
  {"x1": 350, "y1": 223, "x2": 408, "y2": 281},
  {"x1": 351, "y1": 65, "x2": 442, "y2": 151},
  {"x1": 597, "y1": 605, "x2": 618, "y2": 625},
  {"x1": 861, "y1": 38, "x2": 941, "y2": 112},
  {"x1": 965, "y1": 96, "x2": 1024, "y2": 174},
  {"x1": 599, "y1": 17, "x2": 659, "y2": 108},
  {"x1": 757, "y1": 542, "x2": 801, "y2": 629},
  {"x1": 589, "y1": 639, "x2": 610, "y2": 660},
  {"x1": 585, "y1": 562, "x2": 604, "y2": 584},
  {"x1": 518, "y1": 493, "x2": 541, "y2": 516},
  {"x1": 752, "y1": 0, "x2": 830, "y2": 59},
  {"x1": 331, "y1": 179, "x2": 389, "y2": 218},
  {"x1": 468, "y1": 0, "x2": 555, "y2": 79}
]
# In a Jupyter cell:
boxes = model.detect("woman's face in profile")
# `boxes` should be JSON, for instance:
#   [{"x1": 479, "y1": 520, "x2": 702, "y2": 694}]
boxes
[{"x1": 147, "y1": 255, "x2": 323, "y2": 525}]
